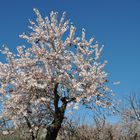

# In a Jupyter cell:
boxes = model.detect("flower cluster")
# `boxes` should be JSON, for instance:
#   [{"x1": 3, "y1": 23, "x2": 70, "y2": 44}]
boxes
[{"x1": 0, "y1": 9, "x2": 113, "y2": 130}]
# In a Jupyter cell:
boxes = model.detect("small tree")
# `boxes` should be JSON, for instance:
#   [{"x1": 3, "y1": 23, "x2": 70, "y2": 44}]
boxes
[
  {"x1": 121, "y1": 93, "x2": 140, "y2": 140},
  {"x1": 0, "y1": 9, "x2": 114, "y2": 140}
]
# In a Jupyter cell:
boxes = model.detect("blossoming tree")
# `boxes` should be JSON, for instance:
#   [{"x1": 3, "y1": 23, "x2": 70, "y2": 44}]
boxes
[{"x1": 0, "y1": 9, "x2": 114, "y2": 140}]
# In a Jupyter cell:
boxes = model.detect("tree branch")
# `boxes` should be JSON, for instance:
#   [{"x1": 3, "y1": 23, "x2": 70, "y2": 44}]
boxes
[
  {"x1": 54, "y1": 83, "x2": 60, "y2": 113},
  {"x1": 24, "y1": 116, "x2": 35, "y2": 140}
]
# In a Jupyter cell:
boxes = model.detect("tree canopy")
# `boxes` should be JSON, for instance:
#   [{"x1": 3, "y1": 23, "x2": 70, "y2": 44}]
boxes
[{"x1": 0, "y1": 9, "x2": 114, "y2": 140}]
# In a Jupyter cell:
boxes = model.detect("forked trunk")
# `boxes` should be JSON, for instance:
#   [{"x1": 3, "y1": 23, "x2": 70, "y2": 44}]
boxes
[
  {"x1": 45, "y1": 107, "x2": 65, "y2": 140},
  {"x1": 45, "y1": 83, "x2": 73, "y2": 140}
]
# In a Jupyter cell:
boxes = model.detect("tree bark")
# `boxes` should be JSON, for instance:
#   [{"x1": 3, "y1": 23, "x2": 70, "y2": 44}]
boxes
[
  {"x1": 45, "y1": 103, "x2": 66, "y2": 140},
  {"x1": 45, "y1": 123, "x2": 61, "y2": 140},
  {"x1": 45, "y1": 83, "x2": 75, "y2": 140}
]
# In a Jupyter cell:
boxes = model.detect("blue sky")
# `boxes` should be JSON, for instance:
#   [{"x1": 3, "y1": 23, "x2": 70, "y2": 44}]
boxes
[{"x1": 0, "y1": 0, "x2": 140, "y2": 114}]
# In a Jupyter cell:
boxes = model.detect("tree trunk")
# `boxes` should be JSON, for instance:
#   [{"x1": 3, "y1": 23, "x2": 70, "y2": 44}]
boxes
[
  {"x1": 45, "y1": 124, "x2": 61, "y2": 140},
  {"x1": 45, "y1": 83, "x2": 75, "y2": 140},
  {"x1": 45, "y1": 107, "x2": 65, "y2": 140}
]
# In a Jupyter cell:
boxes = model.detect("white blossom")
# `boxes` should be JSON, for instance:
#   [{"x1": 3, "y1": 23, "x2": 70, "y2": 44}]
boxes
[{"x1": 0, "y1": 9, "x2": 114, "y2": 130}]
